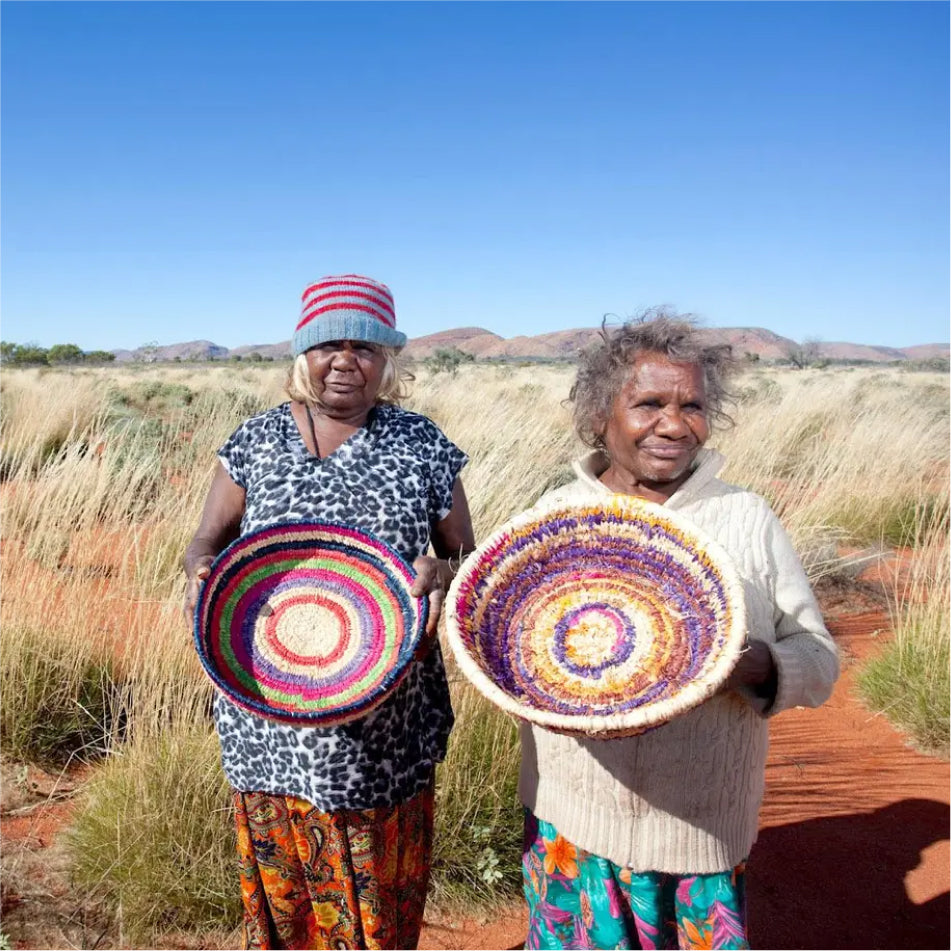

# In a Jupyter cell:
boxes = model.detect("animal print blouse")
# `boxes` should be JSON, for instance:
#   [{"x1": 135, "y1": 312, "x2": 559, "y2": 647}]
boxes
[{"x1": 213, "y1": 401, "x2": 467, "y2": 810}]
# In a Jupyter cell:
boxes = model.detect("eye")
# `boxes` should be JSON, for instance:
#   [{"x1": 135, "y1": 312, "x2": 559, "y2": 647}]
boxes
[
  {"x1": 634, "y1": 399, "x2": 661, "y2": 409},
  {"x1": 683, "y1": 402, "x2": 704, "y2": 412}
]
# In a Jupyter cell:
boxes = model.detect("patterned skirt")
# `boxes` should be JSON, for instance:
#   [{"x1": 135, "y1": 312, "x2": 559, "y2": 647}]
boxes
[
  {"x1": 522, "y1": 810, "x2": 749, "y2": 950},
  {"x1": 235, "y1": 781, "x2": 435, "y2": 950}
]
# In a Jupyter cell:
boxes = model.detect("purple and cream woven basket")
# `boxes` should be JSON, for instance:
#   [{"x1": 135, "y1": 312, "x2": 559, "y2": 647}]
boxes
[
  {"x1": 445, "y1": 497, "x2": 746, "y2": 738},
  {"x1": 194, "y1": 522, "x2": 427, "y2": 727}
]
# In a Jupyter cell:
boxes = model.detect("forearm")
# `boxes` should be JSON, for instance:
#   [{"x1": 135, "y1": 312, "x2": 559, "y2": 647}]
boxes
[
  {"x1": 183, "y1": 462, "x2": 246, "y2": 580},
  {"x1": 754, "y1": 511, "x2": 840, "y2": 716}
]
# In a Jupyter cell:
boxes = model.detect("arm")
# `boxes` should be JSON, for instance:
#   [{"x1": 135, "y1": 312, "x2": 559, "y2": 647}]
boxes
[
  {"x1": 729, "y1": 509, "x2": 839, "y2": 715},
  {"x1": 410, "y1": 478, "x2": 476, "y2": 635},
  {"x1": 182, "y1": 461, "x2": 246, "y2": 620}
]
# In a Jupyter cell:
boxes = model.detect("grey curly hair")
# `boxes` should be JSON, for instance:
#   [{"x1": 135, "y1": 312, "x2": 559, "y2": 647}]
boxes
[
  {"x1": 285, "y1": 346, "x2": 414, "y2": 406},
  {"x1": 570, "y1": 308, "x2": 737, "y2": 450}
]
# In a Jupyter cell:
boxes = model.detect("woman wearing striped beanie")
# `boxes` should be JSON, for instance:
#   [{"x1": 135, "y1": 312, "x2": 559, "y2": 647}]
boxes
[{"x1": 184, "y1": 274, "x2": 475, "y2": 949}]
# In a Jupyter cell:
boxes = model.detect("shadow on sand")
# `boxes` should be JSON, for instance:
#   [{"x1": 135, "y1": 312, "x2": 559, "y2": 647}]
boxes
[{"x1": 748, "y1": 797, "x2": 949, "y2": 950}]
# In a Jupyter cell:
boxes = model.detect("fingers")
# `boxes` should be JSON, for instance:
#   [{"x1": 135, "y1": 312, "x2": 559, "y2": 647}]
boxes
[
  {"x1": 425, "y1": 586, "x2": 445, "y2": 635},
  {"x1": 409, "y1": 557, "x2": 447, "y2": 637},
  {"x1": 409, "y1": 556, "x2": 439, "y2": 597},
  {"x1": 183, "y1": 563, "x2": 213, "y2": 624}
]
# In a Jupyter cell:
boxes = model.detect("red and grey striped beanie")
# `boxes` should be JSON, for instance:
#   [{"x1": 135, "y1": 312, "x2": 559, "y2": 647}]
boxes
[{"x1": 294, "y1": 274, "x2": 407, "y2": 355}]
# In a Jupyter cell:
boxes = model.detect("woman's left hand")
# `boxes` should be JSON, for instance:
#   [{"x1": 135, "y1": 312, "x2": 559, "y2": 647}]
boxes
[
  {"x1": 410, "y1": 555, "x2": 446, "y2": 637},
  {"x1": 723, "y1": 640, "x2": 777, "y2": 695}
]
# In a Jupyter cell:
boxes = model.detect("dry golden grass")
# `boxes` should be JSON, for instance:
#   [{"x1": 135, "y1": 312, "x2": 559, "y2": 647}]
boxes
[
  {"x1": 0, "y1": 359, "x2": 947, "y2": 938},
  {"x1": 856, "y1": 505, "x2": 950, "y2": 754}
]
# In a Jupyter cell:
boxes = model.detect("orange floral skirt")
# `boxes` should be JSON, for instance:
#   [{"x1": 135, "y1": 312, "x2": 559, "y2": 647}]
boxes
[{"x1": 234, "y1": 781, "x2": 435, "y2": 950}]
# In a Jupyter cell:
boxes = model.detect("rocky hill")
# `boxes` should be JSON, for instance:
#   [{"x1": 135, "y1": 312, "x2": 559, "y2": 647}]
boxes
[{"x1": 111, "y1": 327, "x2": 949, "y2": 364}]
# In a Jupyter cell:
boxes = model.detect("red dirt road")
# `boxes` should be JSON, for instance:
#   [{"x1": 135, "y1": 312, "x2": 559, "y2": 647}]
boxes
[{"x1": 746, "y1": 606, "x2": 949, "y2": 950}]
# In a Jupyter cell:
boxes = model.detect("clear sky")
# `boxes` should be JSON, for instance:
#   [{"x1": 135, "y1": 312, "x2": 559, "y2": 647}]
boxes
[{"x1": 2, "y1": 1, "x2": 948, "y2": 351}]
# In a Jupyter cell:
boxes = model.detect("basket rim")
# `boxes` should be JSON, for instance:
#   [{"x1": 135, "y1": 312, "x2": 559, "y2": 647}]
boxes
[
  {"x1": 445, "y1": 495, "x2": 747, "y2": 736},
  {"x1": 194, "y1": 519, "x2": 428, "y2": 726}
]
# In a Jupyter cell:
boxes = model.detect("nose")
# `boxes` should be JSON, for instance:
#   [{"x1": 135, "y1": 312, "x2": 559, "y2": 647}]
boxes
[
  {"x1": 330, "y1": 346, "x2": 357, "y2": 370},
  {"x1": 655, "y1": 406, "x2": 691, "y2": 438}
]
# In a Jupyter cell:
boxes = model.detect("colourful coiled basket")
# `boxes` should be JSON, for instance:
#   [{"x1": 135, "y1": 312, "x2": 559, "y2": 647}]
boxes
[
  {"x1": 194, "y1": 521, "x2": 427, "y2": 727},
  {"x1": 445, "y1": 497, "x2": 746, "y2": 737}
]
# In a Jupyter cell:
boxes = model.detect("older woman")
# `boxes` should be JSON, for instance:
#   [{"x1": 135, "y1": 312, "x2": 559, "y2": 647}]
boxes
[
  {"x1": 518, "y1": 314, "x2": 839, "y2": 950},
  {"x1": 183, "y1": 274, "x2": 474, "y2": 950}
]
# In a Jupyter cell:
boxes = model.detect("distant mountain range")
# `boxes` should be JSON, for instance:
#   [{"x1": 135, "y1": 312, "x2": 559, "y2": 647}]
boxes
[{"x1": 110, "y1": 326, "x2": 950, "y2": 364}]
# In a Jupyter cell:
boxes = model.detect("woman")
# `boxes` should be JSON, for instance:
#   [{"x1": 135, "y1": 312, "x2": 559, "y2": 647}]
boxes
[
  {"x1": 183, "y1": 274, "x2": 475, "y2": 950},
  {"x1": 518, "y1": 313, "x2": 839, "y2": 950}
]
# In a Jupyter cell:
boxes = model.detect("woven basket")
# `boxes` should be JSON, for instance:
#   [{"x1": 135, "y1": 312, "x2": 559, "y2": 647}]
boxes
[
  {"x1": 194, "y1": 521, "x2": 427, "y2": 727},
  {"x1": 445, "y1": 497, "x2": 746, "y2": 737}
]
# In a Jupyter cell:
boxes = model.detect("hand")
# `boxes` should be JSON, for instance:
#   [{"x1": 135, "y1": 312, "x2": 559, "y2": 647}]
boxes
[
  {"x1": 723, "y1": 640, "x2": 776, "y2": 693},
  {"x1": 410, "y1": 555, "x2": 446, "y2": 638},
  {"x1": 183, "y1": 556, "x2": 215, "y2": 624}
]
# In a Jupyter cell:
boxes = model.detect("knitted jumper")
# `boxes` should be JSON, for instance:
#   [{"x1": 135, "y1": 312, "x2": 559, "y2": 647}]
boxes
[{"x1": 518, "y1": 447, "x2": 839, "y2": 874}]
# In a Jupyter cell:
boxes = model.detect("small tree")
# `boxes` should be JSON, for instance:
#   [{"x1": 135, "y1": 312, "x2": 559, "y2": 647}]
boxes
[
  {"x1": 426, "y1": 346, "x2": 475, "y2": 376},
  {"x1": 137, "y1": 340, "x2": 160, "y2": 363},
  {"x1": 9, "y1": 343, "x2": 50, "y2": 365},
  {"x1": 784, "y1": 337, "x2": 822, "y2": 369},
  {"x1": 48, "y1": 343, "x2": 85, "y2": 364},
  {"x1": 84, "y1": 350, "x2": 116, "y2": 364}
]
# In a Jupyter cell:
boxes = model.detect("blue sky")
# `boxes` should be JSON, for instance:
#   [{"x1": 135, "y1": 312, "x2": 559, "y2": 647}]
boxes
[{"x1": 2, "y1": 1, "x2": 948, "y2": 351}]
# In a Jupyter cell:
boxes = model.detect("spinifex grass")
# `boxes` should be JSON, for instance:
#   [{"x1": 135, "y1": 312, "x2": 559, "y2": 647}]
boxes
[
  {"x1": 1, "y1": 361, "x2": 948, "y2": 945},
  {"x1": 431, "y1": 672, "x2": 523, "y2": 909},
  {"x1": 856, "y1": 509, "x2": 950, "y2": 756},
  {"x1": 718, "y1": 368, "x2": 950, "y2": 552},
  {"x1": 66, "y1": 722, "x2": 240, "y2": 947},
  {"x1": 0, "y1": 624, "x2": 123, "y2": 766}
]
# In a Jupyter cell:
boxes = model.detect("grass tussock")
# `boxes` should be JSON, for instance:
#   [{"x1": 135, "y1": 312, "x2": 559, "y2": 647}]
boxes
[
  {"x1": 0, "y1": 625, "x2": 123, "y2": 766},
  {"x1": 431, "y1": 674, "x2": 523, "y2": 909},
  {"x1": 0, "y1": 361, "x2": 948, "y2": 940},
  {"x1": 856, "y1": 511, "x2": 950, "y2": 756},
  {"x1": 66, "y1": 725, "x2": 239, "y2": 946},
  {"x1": 719, "y1": 368, "x2": 949, "y2": 552}
]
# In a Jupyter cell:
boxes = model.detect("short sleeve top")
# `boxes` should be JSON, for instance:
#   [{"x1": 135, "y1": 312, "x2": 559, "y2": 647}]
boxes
[{"x1": 211, "y1": 401, "x2": 468, "y2": 810}]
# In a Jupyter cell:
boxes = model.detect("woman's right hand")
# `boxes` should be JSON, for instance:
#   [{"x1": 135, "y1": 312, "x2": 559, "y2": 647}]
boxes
[{"x1": 183, "y1": 556, "x2": 215, "y2": 623}]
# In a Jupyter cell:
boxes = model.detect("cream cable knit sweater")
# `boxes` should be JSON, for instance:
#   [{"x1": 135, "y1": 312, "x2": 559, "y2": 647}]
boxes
[{"x1": 518, "y1": 447, "x2": 839, "y2": 874}]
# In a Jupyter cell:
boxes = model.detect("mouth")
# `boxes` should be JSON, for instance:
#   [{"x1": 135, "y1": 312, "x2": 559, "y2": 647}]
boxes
[{"x1": 641, "y1": 443, "x2": 693, "y2": 459}]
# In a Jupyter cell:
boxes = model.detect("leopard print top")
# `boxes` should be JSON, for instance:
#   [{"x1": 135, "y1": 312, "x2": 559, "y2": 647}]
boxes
[{"x1": 213, "y1": 401, "x2": 467, "y2": 810}]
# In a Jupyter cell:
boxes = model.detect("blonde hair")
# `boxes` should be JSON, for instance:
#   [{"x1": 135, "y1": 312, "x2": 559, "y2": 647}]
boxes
[{"x1": 285, "y1": 347, "x2": 414, "y2": 406}]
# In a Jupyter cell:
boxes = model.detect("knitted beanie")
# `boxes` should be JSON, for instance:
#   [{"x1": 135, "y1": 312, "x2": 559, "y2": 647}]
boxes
[{"x1": 293, "y1": 274, "x2": 407, "y2": 355}]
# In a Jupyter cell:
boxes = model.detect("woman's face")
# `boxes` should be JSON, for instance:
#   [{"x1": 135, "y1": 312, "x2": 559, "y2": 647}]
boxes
[
  {"x1": 305, "y1": 340, "x2": 387, "y2": 416},
  {"x1": 600, "y1": 352, "x2": 710, "y2": 498}
]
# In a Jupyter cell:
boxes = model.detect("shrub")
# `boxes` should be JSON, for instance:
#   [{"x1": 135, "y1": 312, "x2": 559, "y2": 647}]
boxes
[
  {"x1": 425, "y1": 347, "x2": 475, "y2": 376},
  {"x1": 2, "y1": 360, "x2": 948, "y2": 946},
  {"x1": 67, "y1": 726, "x2": 240, "y2": 945}
]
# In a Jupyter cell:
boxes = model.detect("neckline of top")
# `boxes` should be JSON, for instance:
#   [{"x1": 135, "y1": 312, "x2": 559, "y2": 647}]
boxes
[{"x1": 284, "y1": 401, "x2": 381, "y2": 461}]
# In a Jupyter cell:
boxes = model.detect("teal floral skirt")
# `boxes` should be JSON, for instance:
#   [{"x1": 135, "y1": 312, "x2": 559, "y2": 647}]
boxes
[{"x1": 522, "y1": 810, "x2": 749, "y2": 950}]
